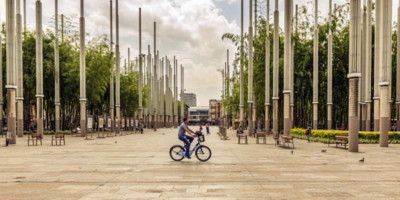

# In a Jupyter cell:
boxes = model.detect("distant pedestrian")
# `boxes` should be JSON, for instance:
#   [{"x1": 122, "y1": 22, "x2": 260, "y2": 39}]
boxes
[
  {"x1": 199, "y1": 125, "x2": 203, "y2": 132},
  {"x1": 206, "y1": 123, "x2": 210, "y2": 135},
  {"x1": 139, "y1": 122, "x2": 144, "y2": 134},
  {"x1": 306, "y1": 126, "x2": 312, "y2": 143}
]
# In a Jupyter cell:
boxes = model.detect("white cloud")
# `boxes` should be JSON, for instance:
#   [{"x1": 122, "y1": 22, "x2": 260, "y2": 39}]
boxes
[
  {"x1": 1, "y1": 0, "x2": 239, "y2": 106},
  {"x1": 4, "y1": 0, "x2": 399, "y2": 106}
]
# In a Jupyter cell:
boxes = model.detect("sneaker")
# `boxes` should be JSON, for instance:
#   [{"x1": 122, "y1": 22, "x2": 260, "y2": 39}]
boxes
[{"x1": 185, "y1": 155, "x2": 191, "y2": 159}]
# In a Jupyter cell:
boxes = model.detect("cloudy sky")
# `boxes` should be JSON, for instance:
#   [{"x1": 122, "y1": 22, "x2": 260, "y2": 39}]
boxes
[{"x1": 1, "y1": 0, "x2": 399, "y2": 106}]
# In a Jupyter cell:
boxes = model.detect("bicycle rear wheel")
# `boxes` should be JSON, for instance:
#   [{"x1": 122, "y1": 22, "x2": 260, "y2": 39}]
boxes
[
  {"x1": 195, "y1": 145, "x2": 212, "y2": 162},
  {"x1": 169, "y1": 145, "x2": 185, "y2": 161}
]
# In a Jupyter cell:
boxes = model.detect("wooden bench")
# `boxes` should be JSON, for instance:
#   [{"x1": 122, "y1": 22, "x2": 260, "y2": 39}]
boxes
[
  {"x1": 331, "y1": 135, "x2": 348, "y2": 149},
  {"x1": 237, "y1": 134, "x2": 248, "y2": 144},
  {"x1": 51, "y1": 134, "x2": 65, "y2": 146},
  {"x1": 281, "y1": 135, "x2": 294, "y2": 149},
  {"x1": 256, "y1": 131, "x2": 266, "y2": 144},
  {"x1": 28, "y1": 133, "x2": 43, "y2": 146}
]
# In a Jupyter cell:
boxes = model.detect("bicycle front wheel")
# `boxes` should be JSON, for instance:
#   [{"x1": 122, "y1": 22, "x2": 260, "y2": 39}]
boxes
[
  {"x1": 195, "y1": 145, "x2": 212, "y2": 162},
  {"x1": 169, "y1": 145, "x2": 185, "y2": 161}
]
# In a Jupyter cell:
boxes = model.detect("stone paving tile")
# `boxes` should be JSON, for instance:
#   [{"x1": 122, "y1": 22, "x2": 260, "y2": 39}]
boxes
[{"x1": 1, "y1": 127, "x2": 400, "y2": 199}]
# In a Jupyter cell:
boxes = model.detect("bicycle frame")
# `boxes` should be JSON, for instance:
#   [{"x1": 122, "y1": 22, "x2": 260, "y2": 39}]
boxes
[{"x1": 178, "y1": 139, "x2": 202, "y2": 156}]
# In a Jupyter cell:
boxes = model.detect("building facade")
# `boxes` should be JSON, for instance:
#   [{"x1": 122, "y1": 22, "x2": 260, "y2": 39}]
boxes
[
  {"x1": 188, "y1": 106, "x2": 209, "y2": 125},
  {"x1": 209, "y1": 99, "x2": 223, "y2": 125},
  {"x1": 183, "y1": 93, "x2": 197, "y2": 107}
]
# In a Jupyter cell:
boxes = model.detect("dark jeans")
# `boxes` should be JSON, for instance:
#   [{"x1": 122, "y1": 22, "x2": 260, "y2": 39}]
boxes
[{"x1": 179, "y1": 135, "x2": 194, "y2": 157}]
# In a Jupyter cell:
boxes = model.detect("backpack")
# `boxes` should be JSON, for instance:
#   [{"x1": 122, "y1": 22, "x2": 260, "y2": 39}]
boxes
[{"x1": 305, "y1": 129, "x2": 309, "y2": 135}]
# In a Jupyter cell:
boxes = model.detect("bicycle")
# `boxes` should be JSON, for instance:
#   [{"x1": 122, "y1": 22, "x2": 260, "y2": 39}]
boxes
[{"x1": 169, "y1": 131, "x2": 212, "y2": 162}]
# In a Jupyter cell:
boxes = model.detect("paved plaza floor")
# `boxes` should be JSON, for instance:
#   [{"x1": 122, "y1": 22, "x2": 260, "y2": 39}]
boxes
[{"x1": 0, "y1": 126, "x2": 400, "y2": 200}]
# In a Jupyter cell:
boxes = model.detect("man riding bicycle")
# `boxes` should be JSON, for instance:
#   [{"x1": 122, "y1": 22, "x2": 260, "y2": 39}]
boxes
[{"x1": 178, "y1": 118, "x2": 196, "y2": 159}]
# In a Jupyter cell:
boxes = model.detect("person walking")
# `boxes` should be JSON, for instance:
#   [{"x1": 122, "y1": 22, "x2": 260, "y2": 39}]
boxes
[
  {"x1": 306, "y1": 126, "x2": 312, "y2": 143},
  {"x1": 206, "y1": 123, "x2": 210, "y2": 135}
]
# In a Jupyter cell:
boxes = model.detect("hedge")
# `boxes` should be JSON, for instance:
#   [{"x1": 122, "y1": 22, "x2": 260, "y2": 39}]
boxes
[{"x1": 290, "y1": 128, "x2": 400, "y2": 144}]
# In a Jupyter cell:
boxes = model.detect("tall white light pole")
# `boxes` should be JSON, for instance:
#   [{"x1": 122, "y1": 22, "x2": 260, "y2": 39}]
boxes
[
  {"x1": 239, "y1": 0, "x2": 244, "y2": 127},
  {"x1": 181, "y1": 65, "x2": 184, "y2": 121},
  {"x1": 365, "y1": 0, "x2": 372, "y2": 132},
  {"x1": 374, "y1": 0, "x2": 381, "y2": 131},
  {"x1": 16, "y1": 0, "x2": 24, "y2": 137},
  {"x1": 147, "y1": 46, "x2": 151, "y2": 128},
  {"x1": 173, "y1": 57, "x2": 177, "y2": 127},
  {"x1": 115, "y1": 0, "x2": 121, "y2": 135},
  {"x1": 327, "y1": 0, "x2": 333, "y2": 130},
  {"x1": 313, "y1": 0, "x2": 319, "y2": 130},
  {"x1": 139, "y1": 8, "x2": 143, "y2": 123},
  {"x1": 226, "y1": 49, "x2": 230, "y2": 128},
  {"x1": 348, "y1": 0, "x2": 362, "y2": 152},
  {"x1": 265, "y1": 0, "x2": 270, "y2": 132},
  {"x1": 79, "y1": 0, "x2": 87, "y2": 137},
  {"x1": 23, "y1": 0, "x2": 26, "y2": 33},
  {"x1": 128, "y1": 48, "x2": 131, "y2": 73},
  {"x1": 55, "y1": 0, "x2": 61, "y2": 131},
  {"x1": 247, "y1": 0, "x2": 254, "y2": 136},
  {"x1": 272, "y1": 0, "x2": 279, "y2": 137},
  {"x1": 36, "y1": 0, "x2": 44, "y2": 137},
  {"x1": 153, "y1": 22, "x2": 158, "y2": 131},
  {"x1": 265, "y1": 0, "x2": 271, "y2": 133},
  {"x1": 397, "y1": 0, "x2": 400, "y2": 131},
  {"x1": 168, "y1": 58, "x2": 172, "y2": 127},
  {"x1": 360, "y1": 0, "x2": 367, "y2": 131},
  {"x1": 0, "y1": 7, "x2": 3, "y2": 137},
  {"x1": 6, "y1": 0, "x2": 17, "y2": 144},
  {"x1": 283, "y1": 0, "x2": 292, "y2": 136},
  {"x1": 109, "y1": 0, "x2": 114, "y2": 132},
  {"x1": 379, "y1": 0, "x2": 392, "y2": 147}
]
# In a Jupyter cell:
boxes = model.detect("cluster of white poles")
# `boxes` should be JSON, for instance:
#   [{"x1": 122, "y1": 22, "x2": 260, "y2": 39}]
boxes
[
  {"x1": 228, "y1": 0, "x2": 397, "y2": 152},
  {"x1": 2, "y1": 0, "x2": 185, "y2": 144}
]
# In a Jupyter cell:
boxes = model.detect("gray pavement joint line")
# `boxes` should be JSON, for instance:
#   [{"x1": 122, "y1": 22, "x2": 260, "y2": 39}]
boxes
[
  {"x1": 77, "y1": 159, "x2": 144, "y2": 199},
  {"x1": 3, "y1": 180, "x2": 399, "y2": 184},
  {"x1": 77, "y1": 173, "x2": 126, "y2": 200},
  {"x1": 2, "y1": 169, "x2": 400, "y2": 173},
  {"x1": 229, "y1": 133, "x2": 269, "y2": 198}
]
